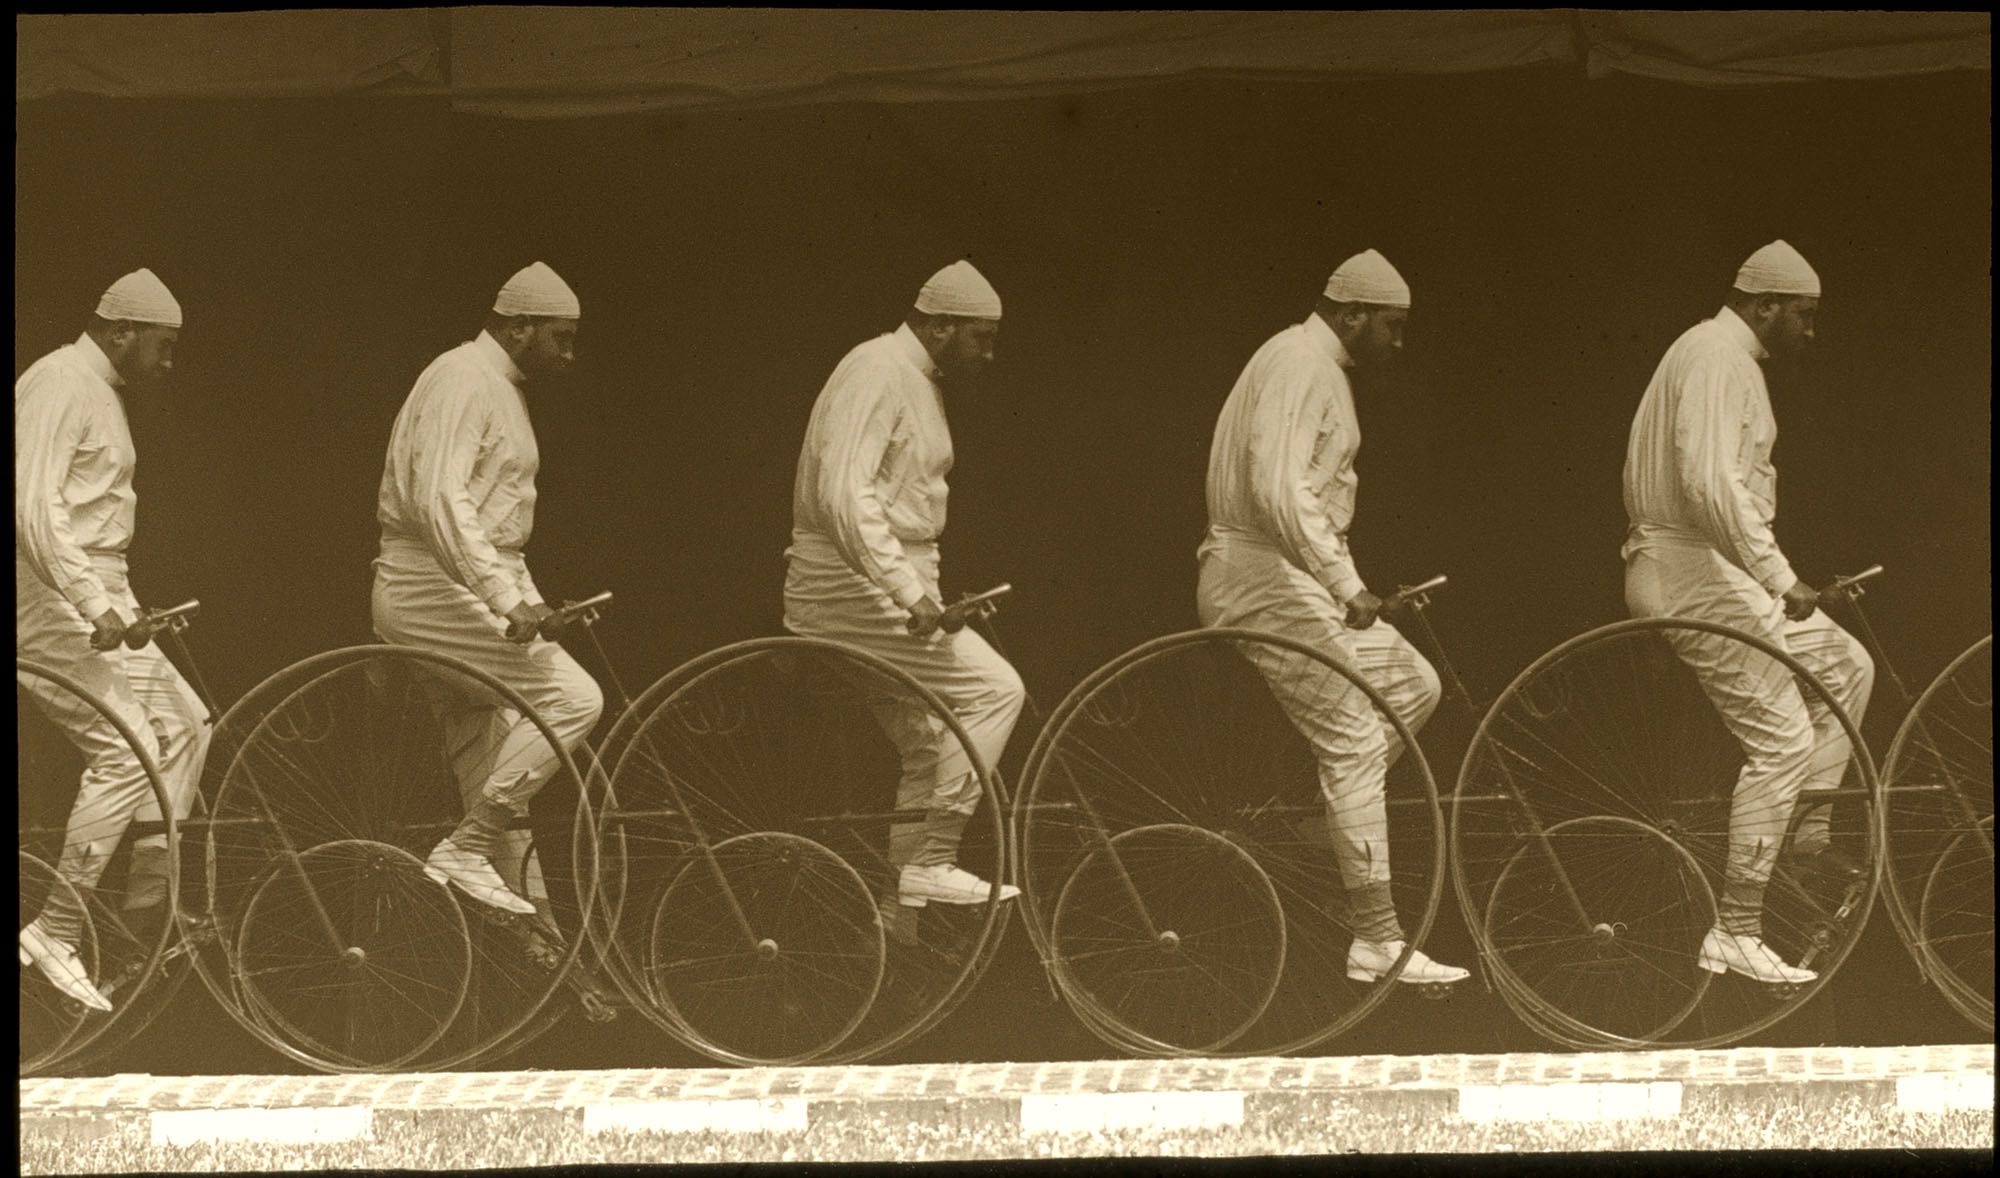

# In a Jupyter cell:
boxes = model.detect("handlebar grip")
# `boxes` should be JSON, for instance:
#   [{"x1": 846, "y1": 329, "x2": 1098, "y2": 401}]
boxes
[
  {"x1": 952, "y1": 583, "x2": 1014, "y2": 612},
  {"x1": 1397, "y1": 574, "x2": 1448, "y2": 598},
  {"x1": 1825, "y1": 565, "x2": 1884, "y2": 594},
  {"x1": 538, "y1": 590, "x2": 614, "y2": 637},
  {"x1": 563, "y1": 590, "x2": 615, "y2": 613}
]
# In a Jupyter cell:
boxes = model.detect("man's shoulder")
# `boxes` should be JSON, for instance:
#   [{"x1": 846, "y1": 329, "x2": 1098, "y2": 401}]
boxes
[
  {"x1": 825, "y1": 333, "x2": 908, "y2": 387},
  {"x1": 1249, "y1": 323, "x2": 1332, "y2": 381},
  {"x1": 411, "y1": 342, "x2": 494, "y2": 394},
  {"x1": 15, "y1": 345, "x2": 88, "y2": 400}
]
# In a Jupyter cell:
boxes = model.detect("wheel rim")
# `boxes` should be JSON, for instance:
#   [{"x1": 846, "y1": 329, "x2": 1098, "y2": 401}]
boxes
[
  {"x1": 1918, "y1": 816, "x2": 1995, "y2": 1029},
  {"x1": 1048, "y1": 822, "x2": 1286, "y2": 1054},
  {"x1": 646, "y1": 831, "x2": 885, "y2": 1064},
  {"x1": 598, "y1": 636, "x2": 1007, "y2": 1065},
  {"x1": 1453, "y1": 617, "x2": 1880, "y2": 1050},
  {"x1": 1882, "y1": 635, "x2": 1992, "y2": 1032},
  {"x1": 1016, "y1": 628, "x2": 1445, "y2": 1057}
]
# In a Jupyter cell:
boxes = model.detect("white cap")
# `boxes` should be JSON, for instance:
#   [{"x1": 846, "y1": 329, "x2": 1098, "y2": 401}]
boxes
[
  {"x1": 1323, "y1": 250, "x2": 1411, "y2": 309},
  {"x1": 1733, "y1": 240, "x2": 1821, "y2": 297},
  {"x1": 95, "y1": 269, "x2": 183, "y2": 327},
  {"x1": 493, "y1": 261, "x2": 581, "y2": 318},
  {"x1": 914, "y1": 260, "x2": 1002, "y2": 319}
]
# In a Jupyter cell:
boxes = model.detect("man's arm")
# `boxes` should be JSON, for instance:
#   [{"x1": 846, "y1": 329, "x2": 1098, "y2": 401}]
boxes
[
  {"x1": 1246, "y1": 354, "x2": 1368, "y2": 604},
  {"x1": 1674, "y1": 354, "x2": 1799, "y2": 598},
  {"x1": 406, "y1": 372, "x2": 525, "y2": 619},
  {"x1": 15, "y1": 372, "x2": 116, "y2": 625},
  {"x1": 814, "y1": 358, "x2": 928, "y2": 611}
]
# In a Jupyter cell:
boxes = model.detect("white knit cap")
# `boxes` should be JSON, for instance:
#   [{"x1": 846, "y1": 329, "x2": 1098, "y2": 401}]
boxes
[
  {"x1": 95, "y1": 269, "x2": 183, "y2": 327},
  {"x1": 1733, "y1": 240, "x2": 1821, "y2": 297},
  {"x1": 914, "y1": 260, "x2": 1002, "y2": 319},
  {"x1": 1323, "y1": 250, "x2": 1411, "y2": 309},
  {"x1": 493, "y1": 262, "x2": 581, "y2": 318}
]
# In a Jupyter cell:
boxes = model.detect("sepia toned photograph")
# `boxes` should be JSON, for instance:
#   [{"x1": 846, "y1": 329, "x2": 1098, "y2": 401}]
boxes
[{"x1": 15, "y1": 8, "x2": 1992, "y2": 1172}]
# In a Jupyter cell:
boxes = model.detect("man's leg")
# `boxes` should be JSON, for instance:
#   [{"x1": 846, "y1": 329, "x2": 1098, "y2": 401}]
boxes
[
  {"x1": 116, "y1": 642, "x2": 211, "y2": 934},
  {"x1": 1781, "y1": 612, "x2": 1876, "y2": 862},
  {"x1": 16, "y1": 635, "x2": 162, "y2": 1011},
  {"x1": 842, "y1": 627, "x2": 1025, "y2": 900},
  {"x1": 1629, "y1": 552, "x2": 1816, "y2": 980},
  {"x1": 375, "y1": 570, "x2": 604, "y2": 913},
  {"x1": 1346, "y1": 620, "x2": 1443, "y2": 771}
]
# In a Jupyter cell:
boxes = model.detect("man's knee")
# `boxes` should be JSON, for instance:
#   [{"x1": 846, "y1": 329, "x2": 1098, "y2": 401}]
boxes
[
  {"x1": 1408, "y1": 651, "x2": 1443, "y2": 726},
  {"x1": 987, "y1": 660, "x2": 1027, "y2": 721},
  {"x1": 563, "y1": 670, "x2": 606, "y2": 737},
  {"x1": 1842, "y1": 634, "x2": 1876, "y2": 716}
]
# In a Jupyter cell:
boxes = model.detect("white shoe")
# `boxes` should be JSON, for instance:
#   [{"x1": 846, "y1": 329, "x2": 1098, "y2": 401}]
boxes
[
  {"x1": 897, "y1": 864, "x2": 1020, "y2": 908},
  {"x1": 19, "y1": 921, "x2": 113, "y2": 1012},
  {"x1": 1697, "y1": 927, "x2": 1816, "y2": 984},
  {"x1": 424, "y1": 838, "x2": 537, "y2": 915},
  {"x1": 1346, "y1": 939, "x2": 1471, "y2": 985}
]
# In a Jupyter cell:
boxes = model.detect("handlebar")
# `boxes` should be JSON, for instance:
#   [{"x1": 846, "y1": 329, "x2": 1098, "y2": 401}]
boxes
[
  {"x1": 1389, "y1": 574, "x2": 1448, "y2": 612},
  {"x1": 124, "y1": 599, "x2": 200, "y2": 650},
  {"x1": 1824, "y1": 565, "x2": 1883, "y2": 599},
  {"x1": 539, "y1": 591, "x2": 614, "y2": 638},
  {"x1": 946, "y1": 582, "x2": 1013, "y2": 625}
]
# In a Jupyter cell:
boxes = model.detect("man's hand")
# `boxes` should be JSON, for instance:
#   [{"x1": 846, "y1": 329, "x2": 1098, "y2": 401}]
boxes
[
  {"x1": 1780, "y1": 581, "x2": 1819, "y2": 622},
  {"x1": 89, "y1": 607, "x2": 129, "y2": 652},
  {"x1": 1344, "y1": 590, "x2": 1384, "y2": 630},
  {"x1": 905, "y1": 596, "x2": 946, "y2": 638},
  {"x1": 526, "y1": 600, "x2": 563, "y2": 638},
  {"x1": 504, "y1": 601, "x2": 544, "y2": 644}
]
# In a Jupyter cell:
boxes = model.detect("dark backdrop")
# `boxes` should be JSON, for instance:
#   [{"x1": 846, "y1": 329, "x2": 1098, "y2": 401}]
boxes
[
  {"x1": 15, "y1": 68, "x2": 1991, "y2": 1067},
  {"x1": 16, "y1": 71, "x2": 1989, "y2": 729}
]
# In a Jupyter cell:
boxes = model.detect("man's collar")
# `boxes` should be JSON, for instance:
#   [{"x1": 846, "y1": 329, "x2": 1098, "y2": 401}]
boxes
[
  {"x1": 1713, "y1": 305, "x2": 1769, "y2": 361},
  {"x1": 1304, "y1": 311, "x2": 1355, "y2": 369},
  {"x1": 892, "y1": 322, "x2": 941, "y2": 380},
  {"x1": 73, "y1": 332, "x2": 123, "y2": 387},
  {"x1": 472, "y1": 330, "x2": 527, "y2": 385}
]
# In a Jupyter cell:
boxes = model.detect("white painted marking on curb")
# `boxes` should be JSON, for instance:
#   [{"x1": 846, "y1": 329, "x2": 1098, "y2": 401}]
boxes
[
  {"x1": 1896, "y1": 1072, "x2": 1995, "y2": 1114},
  {"x1": 582, "y1": 1098, "x2": 808, "y2": 1136},
  {"x1": 1019, "y1": 1091, "x2": 1245, "y2": 1135},
  {"x1": 149, "y1": 1107, "x2": 373, "y2": 1147},
  {"x1": 1458, "y1": 1082, "x2": 1682, "y2": 1123}
]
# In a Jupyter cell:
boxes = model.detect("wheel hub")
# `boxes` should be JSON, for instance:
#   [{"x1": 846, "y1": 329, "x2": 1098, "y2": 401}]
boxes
[
  {"x1": 755, "y1": 937, "x2": 780, "y2": 962},
  {"x1": 1156, "y1": 930, "x2": 1181, "y2": 951},
  {"x1": 340, "y1": 946, "x2": 368, "y2": 969}
]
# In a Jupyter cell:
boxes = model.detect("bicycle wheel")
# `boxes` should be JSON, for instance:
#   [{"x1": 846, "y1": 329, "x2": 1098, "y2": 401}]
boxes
[
  {"x1": 1481, "y1": 815, "x2": 1717, "y2": 1045},
  {"x1": 1047, "y1": 823, "x2": 1286, "y2": 1053},
  {"x1": 597, "y1": 637, "x2": 1007, "y2": 1065},
  {"x1": 196, "y1": 646, "x2": 599, "y2": 1072},
  {"x1": 1882, "y1": 635, "x2": 1992, "y2": 1031},
  {"x1": 1454, "y1": 618, "x2": 1879, "y2": 1050},
  {"x1": 233, "y1": 839, "x2": 471, "y2": 1069},
  {"x1": 645, "y1": 831, "x2": 885, "y2": 1065},
  {"x1": 17, "y1": 659, "x2": 181, "y2": 1076},
  {"x1": 1016, "y1": 628, "x2": 1446, "y2": 1057}
]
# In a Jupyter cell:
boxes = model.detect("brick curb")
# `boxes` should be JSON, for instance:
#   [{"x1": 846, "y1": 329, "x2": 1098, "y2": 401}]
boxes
[{"x1": 19, "y1": 1045, "x2": 1994, "y2": 1147}]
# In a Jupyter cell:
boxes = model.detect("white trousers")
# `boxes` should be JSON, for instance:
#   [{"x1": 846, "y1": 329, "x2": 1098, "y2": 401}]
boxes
[
  {"x1": 1624, "y1": 544, "x2": 1874, "y2": 884},
  {"x1": 1196, "y1": 539, "x2": 1442, "y2": 889},
  {"x1": 372, "y1": 543, "x2": 603, "y2": 887},
  {"x1": 17, "y1": 556, "x2": 209, "y2": 926},
  {"x1": 783, "y1": 534, "x2": 1025, "y2": 867}
]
